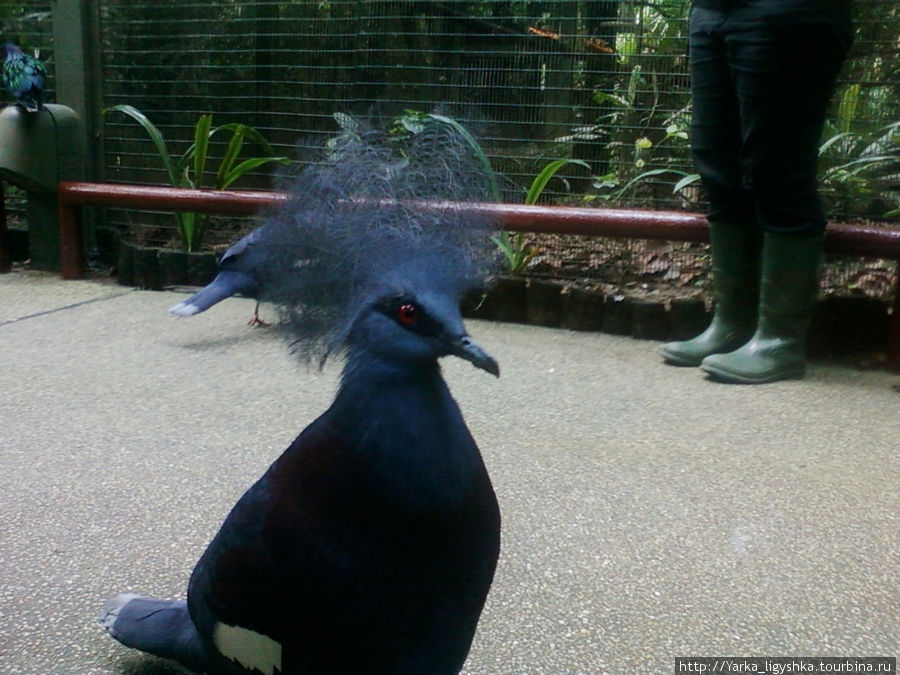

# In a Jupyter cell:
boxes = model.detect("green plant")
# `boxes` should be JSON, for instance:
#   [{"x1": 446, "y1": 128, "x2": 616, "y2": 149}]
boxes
[
  {"x1": 494, "y1": 158, "x2": 590, "y2": 274},
  {"x1": 105, "y1": 104, "x2": 290, "y2": 251},
  {"x1": 335, "y1": 110, "x2": 591, "y2": 274},
  {"x1": 589, "y1": 116, "x2": 698, "y2": 205},
  {"x1": 819, "y1": 122, "x2": 900, "y2": 218},
  {"x1": 387, "y1": 111, "x2": 593, "y2": 273},
  {"x1": 817, "y1": 87, "x2": 900, "y2": 218}
]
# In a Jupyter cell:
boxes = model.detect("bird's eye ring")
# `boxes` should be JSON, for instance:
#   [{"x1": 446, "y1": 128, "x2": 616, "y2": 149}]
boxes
[{"x1": 397, "y1": 303, "x2": 419, "y2": 326}]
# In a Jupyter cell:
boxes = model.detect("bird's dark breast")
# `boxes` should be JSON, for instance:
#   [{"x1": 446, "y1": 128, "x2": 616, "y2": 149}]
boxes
[{"x1": 190, "y1": 403, "x2": 500, "y2": 674}]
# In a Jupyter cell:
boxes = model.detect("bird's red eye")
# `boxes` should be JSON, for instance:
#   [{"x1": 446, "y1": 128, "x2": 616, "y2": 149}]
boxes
[{"x1": 397, "y1": 303, "x2": 419, "y2": 325}]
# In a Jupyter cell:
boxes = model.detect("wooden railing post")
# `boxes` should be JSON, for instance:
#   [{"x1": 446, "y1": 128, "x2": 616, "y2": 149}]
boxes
[
  {"x1": 0, "y1": 182, "x2": 10, "y2": 273},
  {"x1": 59, "y1": 195, "x2": 85, "y2": 280},
  {"x1": 890, "y1": 259, "x2": 900, "y2": 371}
]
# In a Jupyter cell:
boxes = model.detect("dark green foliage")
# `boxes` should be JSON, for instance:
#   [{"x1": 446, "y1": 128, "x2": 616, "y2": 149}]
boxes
[
  {"x1": 104, "y1": 104, "x2": 290, "y2": 251},
  {"x1": 87, "y1": 1, "x2": 900, "y2": 224}
]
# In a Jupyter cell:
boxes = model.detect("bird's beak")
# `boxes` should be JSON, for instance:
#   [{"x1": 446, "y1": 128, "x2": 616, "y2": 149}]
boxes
[{"x1": 448, "y1": 335, "x2": 500, "y2": 377}]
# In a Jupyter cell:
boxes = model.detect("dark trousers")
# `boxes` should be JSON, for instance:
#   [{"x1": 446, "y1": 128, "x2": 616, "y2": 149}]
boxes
[{"x1": 689, "y1": 0, "x2": 853, "y2": 236}]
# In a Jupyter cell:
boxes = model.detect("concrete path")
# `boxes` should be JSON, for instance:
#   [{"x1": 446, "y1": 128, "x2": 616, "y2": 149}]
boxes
[{"x1": 1, "y1": 269, "x2": 897, "y2": 674}]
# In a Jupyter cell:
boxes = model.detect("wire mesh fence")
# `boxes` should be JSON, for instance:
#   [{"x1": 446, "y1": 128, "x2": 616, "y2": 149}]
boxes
[
  {"x1": 96, "y1": 1, "x2": 898, "y2": 209},
  {"x1": 2, "y1": 1, "x2": 898, "y2": 304},
  {"x1": 97, "y1": 0, "x2": 697, "y2": 211}
]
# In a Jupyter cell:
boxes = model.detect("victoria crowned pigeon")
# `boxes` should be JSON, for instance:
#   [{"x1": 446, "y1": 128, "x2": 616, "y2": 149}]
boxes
[
  {"x1": 101, "y1": 116, "x2": 503, "y2": 674},
  {"x1": 168, "y1": 226, "x2": 272, "y2": 325}
]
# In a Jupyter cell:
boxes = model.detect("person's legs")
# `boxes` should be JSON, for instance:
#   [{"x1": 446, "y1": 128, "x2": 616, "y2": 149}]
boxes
[
  {"x1": 661, "y1": 5, "x2": 761, "y2": 366},
  {"x1": 688, "y1": 4, "x2": 758, "y2": 230},
  {"x1": 699, "y1": 0, "x2": 852, "y2": 383},
  {"x1": 729, "y1": 0, "x2": 852, "y2": 237}
]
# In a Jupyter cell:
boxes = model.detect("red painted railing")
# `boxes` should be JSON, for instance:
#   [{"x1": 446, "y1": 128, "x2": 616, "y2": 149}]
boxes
[{"x1": 55, "y1": 182, "x2": 900, "y2": 367}]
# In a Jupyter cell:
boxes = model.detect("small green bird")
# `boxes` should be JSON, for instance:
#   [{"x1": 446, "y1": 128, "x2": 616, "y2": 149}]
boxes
[{"x1": 2, "y1": 42, "x2": 47, "y2": 111}]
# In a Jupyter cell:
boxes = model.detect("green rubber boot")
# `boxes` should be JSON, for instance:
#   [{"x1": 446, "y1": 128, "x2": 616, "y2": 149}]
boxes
[
  {"x1": 661, "y1": 223, "x2": 761, "y2": 366},
  {"x1": 701, "y1": 232, "x2": 824, "y2": 384}
]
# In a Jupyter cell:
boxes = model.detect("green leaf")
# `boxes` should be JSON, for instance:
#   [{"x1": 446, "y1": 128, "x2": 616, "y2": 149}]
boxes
[
  {"x1": 593, "y1": 171, "x2": 619, "y2": 190},
  {"x1": 819, "y1": 131, "x2": 859, "y2": 157},
  {"x1": 617, "y1": 34, "x2": 639, "y2": 63},
  {"x1": 665, "y1": 124, "x2": 688, "y2": 140},
  {"x1": 525, "y1": 158, "x2": 590, "y2": 205},
  {"x1": 836, "y1": 84, "x2": 860, "y2": 135},
  {"x1": 824, "y1": 154, "x2": 899, "y2": 178},
  {"x1": 192, "y1": 114, "x2": 213, "y2": 191},
  {"x1": 672, "y1": 173, "x2": 701, "y2": 193},
  {"x1": 212, "y1": 122, "x2": 279, "y2": 157},
  {"x1": 491, "y1": 232, "x2": 535, "y2": 274},
  {"x1": 491, "y1": 232, "x2": 514, "y2": 259},
  {"x1": 104, "y1": 104, "x2": 178, "y2": 186},
  {"x1": 177, "y1": 162, "x2": 193, "y2": 189},
  {"x1": 178, "y1": 211, "x2": 197, "y2": 251},
  {"x1": 614, "y1": 168, "x2": 690, "y2": 199},
  {"x1": 216, "y1": 126, "x2": 247, "y2": 189},
  {"x1": 219, "y1": 156, "x2": 290, "y2": 190},
  {"x1": 493, "y1": 156, "x2": 589, "y2": 273},
  {"x1": 625, "y1": 65, "x2": 642, "y2": 103},
  {"x1": 592, "y1": 91, "x2": 629, "y2": 107},
  {"x1": 104, "y1": 107, "x2": 288, "y2": 251}
]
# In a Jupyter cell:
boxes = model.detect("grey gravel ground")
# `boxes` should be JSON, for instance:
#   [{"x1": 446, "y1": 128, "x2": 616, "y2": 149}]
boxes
[{"x1": 1, "y1": 269, "x2": 897, "y2": 675}]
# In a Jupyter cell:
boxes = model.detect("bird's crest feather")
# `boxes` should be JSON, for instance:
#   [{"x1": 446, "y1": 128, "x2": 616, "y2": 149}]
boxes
[{"x1": 256, "y1": 115, "x2": 502, "y2": 366}]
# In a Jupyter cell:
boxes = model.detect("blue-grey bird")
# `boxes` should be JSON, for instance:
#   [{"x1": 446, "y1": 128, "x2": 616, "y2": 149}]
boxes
[
  {"x1": 101, "y1": 117, "x2": 503, "y2": 674},
  {"x1": 1, "y1": 42, "x2": 47, "y2": 111},
  {"x1": 168, "y1": 226, "x2": 271, "y2": 325}
]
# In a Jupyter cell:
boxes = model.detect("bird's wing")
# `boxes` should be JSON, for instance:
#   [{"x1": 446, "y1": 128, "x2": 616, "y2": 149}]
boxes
[
  {"x1": 186, "y1": 414, "x2": 361, "y2": 671},
  {"x1": 168, "y1": 227, "x2": 267, "y2": 316},
  {"x1": 3, "y1": 53, "x2": 46, "y2": 101},
  {"x1": 2, "y1": 55, "x2": 27, "y2": 96},
  {"x1": 22, "y1": 55, "x2": 47, "y2": 85},
  {"x1": 219, "y1": 227, "x2": 263, "y2": 268}
]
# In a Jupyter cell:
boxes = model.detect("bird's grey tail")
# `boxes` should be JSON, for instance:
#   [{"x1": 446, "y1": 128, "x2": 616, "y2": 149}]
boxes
[
  {"x1": 168, "y1": 278, "x2": 236, "y2": 317},
  {"x1": 168, "y1": 271, "x2": 258, "y2": 317},
  {"x1": 101, "y1": 593, "x2": 210, "y2": 672}
]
